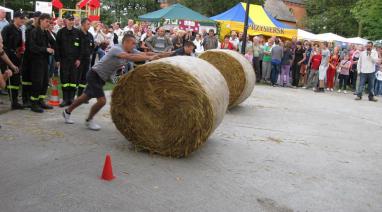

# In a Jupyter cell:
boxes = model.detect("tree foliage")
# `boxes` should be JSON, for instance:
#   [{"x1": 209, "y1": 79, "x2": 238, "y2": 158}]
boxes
[
  {"x1": 351, "y1": 0, "x2": 382, "y2": 40},
  {"x1": 304, "y1": 0, "x2": 359, "y2": 38},
  {"x1": 101, "y1": 0, "x2": 159, "y2": 25},
  {"x1": 3, "y1": 0, "x2": 78, "y2": 13}
]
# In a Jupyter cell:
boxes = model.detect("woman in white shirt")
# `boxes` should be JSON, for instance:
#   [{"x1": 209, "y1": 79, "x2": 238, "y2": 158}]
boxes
[
  {"x1": 94, "y1": 24, "x2": 110, "y2": 59},
  {"x1": 193, "y1": 33, "x2": 204, "y2": 56}
]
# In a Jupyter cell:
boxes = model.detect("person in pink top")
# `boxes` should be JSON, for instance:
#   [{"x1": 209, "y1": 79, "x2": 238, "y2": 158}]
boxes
[
  {"x1": 350, "y1": 45, "x2": 362, "y2": 91},
  {"x1": 337, "y1": 54, "x2": 352, "y2": 93}
]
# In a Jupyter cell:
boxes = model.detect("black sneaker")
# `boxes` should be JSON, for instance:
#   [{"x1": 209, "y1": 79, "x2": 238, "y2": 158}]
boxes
[
  {"x1": 40, "y1": 101, "x2": 53, "y2": 110},
  {"x1": 355, "y1": 96, "x2": 362, "y2": 101},
  {"x1": 31, "y1": 104, "x2": 44, "y2": 113},
  {"x1": 369, "y1": 97, "x2": 378, "y2": 102},
  {"x1": 22, "y1": 101, "x2": 31, "y2": 108},
  {"x1": 11, "y1": 103, "x2": 25, "y2": 110},
  {"x1": 0, "y1": 90, "x2": 8, "y2": 95}
]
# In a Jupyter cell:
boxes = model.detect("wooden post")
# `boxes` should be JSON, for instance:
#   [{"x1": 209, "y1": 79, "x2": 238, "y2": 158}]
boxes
[
  {"x1": 241, "y1": 0, "x2": 250, "y2": 55},
  {"x1": 358, "y1": 22, "x2": 362, "y2": 37}
]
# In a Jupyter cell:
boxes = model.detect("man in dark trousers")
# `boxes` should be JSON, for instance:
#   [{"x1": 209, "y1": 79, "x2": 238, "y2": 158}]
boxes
[
  {"x1": 1, "y1": 11, "x2": 26, "y2": 109},
  {"x1": 62, "y1": 34, "x2": 161, "y2": 130},
  {"x1": 29, "y1": 13, "x2": 54, "y2": 113},
  {"x1": 77, "y1": 18, "x2": 94, "y2": 98},
  {"x1": 56, "y1": 13, "x2": 81, "y2": 107},
  {"x1": 21, "y1": 11, "x2": 41, "y2": 108}
]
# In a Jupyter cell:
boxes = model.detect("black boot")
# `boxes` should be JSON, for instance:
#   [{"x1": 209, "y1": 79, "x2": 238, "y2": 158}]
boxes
[
  {"x1": 59, "y1": 90, "x2": 69, "y2": 107},
  {"x1": 40, "y1": 100, "x2": 53, "y2": 110},
  {"x1": 70, "y1": 89, "x2": 77, "y2": 104},
  {"x1": 22, "y1": 90, "x2": 31, "y2": 108},
  {"x1": 31, "y1": 101, "x2": 44, "y2": 113},
  {"x1": 11, "y1": 90, "x2": 25, "y2": 110}
]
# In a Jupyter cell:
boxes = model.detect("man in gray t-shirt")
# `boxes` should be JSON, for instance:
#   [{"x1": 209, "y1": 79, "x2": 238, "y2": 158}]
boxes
[
  {"x1": 270, "y1": 39, "x2": 283, "y2": 86},
  {"x1": 92, "y1": 45, "x2": 140, "y2": 82},
  {"x1": 62, "y1": 34, "x2": 162, "y2": 131}
]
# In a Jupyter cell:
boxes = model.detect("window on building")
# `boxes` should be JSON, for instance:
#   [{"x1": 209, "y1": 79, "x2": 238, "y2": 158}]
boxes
[{"x1": 289, "y1": 8, "x2": 294, "y2": 15}]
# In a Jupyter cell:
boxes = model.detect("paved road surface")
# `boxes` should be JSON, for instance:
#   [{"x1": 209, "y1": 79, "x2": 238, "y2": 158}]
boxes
[{"x1": 1, "y1": 85, "x2": 381, "y2": 212}]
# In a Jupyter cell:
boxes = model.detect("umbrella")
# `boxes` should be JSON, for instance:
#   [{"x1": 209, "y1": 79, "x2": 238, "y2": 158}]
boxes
[
  {"x1": 139, "y1": 3, "x2": 213, "y2": 23},
  {"x1": 210, "y1": 3, "x2": 297, "y2": 39},
  {"x1": 346, "y1": 37, "x2": 369, "y2": 45},
  {"x1": 316, "y1": 33, "x2": 348, "y2": 42}
]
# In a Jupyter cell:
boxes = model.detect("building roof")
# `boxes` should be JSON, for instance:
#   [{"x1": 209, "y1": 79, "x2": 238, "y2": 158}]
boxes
[
  {"x1": 264, "y1": 0, "x2": 296, "y2": 23},
  {"x1": 284, "y1": 0, "x2": 305, "y2": 5}
]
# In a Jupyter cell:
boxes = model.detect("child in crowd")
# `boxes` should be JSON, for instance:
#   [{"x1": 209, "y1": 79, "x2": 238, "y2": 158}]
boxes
[
  {"x1": 375, "y1": 64, "x2": 382, "y2": 96},
  {"x1": 280, "y1": 41, "x2": 293, "y2": 87},
  {"x1": 318, "y1": 42, "x2": 330, "y2": 92},
  {"x1": 306, "y1": 44, "x2": 322, "y2": 90},
  {"x1": 337, "y1": 54, "x2": 352, "y2": 93}
]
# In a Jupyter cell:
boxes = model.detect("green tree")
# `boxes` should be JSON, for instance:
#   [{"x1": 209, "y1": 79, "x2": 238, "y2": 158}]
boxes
[
  {"x1": 3, "y1": 0, "x2": 34, "y2": 12},
  {"x1": 3, "y1": 0, "x2": 79, "y2": 12},
  {"x1": 101, "y1": 0, "x2": 159, "y2": 25},
  {"x1": 304, "y1": 0, "x2": 359, "y2": 37},
  {"x1": 351, "y1": 0, "x2": 382, "y2": 40}
]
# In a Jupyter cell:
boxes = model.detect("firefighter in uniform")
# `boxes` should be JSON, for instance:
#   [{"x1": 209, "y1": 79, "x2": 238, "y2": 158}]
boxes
[
  {"x1": 78, "y1": 18, "x2": 94, "y2": 98},
  {"x1": 56, "y1": 14, "x2": 81, "y2": 107},
  {"x1": 21, "y1": 11, "x2": 41, "y2": 107},
  {"x1": 29, "y1": 13, "x2": 54, "y2": 113},
  {"x1": 1, "y1": 11, "x2": 26, "y2": 109}
]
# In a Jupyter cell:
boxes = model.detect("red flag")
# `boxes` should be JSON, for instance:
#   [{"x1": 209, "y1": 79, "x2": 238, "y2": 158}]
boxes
[{"x1": 52, "y1": 0, "x2": 63, "y2": 9}]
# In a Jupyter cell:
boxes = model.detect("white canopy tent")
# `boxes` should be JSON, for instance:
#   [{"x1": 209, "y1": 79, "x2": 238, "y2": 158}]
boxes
[
  {"x1": 316, "y1": 33, "x2": 348, "y2": 42},
  {"x1": 297, "y1": 29, "x2": 319, "y2": 41},
  {"x1": 346, "y1": 37, "x2": 369, "y2": 45},
  {"x1": 0, "y1": 6, "x2": 14, "y2": 19}
]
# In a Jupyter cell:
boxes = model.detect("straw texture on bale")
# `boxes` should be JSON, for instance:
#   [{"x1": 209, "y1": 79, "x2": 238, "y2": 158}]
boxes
[
  {"x1": 199, "y1": 49, "x2": 256, "y2": 108},
  {"x1": 111, "y1": 56, "x2": 229, "y2": 158}
]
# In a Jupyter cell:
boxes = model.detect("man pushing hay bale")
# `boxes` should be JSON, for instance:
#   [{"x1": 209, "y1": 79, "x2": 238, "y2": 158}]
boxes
[
  {"x1": 199, "y1": 49, "x2": 256, "y2": 109},
  {"x1": 111, "y1": 56, "x2": 229, "y2": 158}
]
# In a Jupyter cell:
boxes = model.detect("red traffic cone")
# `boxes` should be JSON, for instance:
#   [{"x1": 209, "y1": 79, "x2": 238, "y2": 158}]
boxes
[
  {"x1": 48, "y1": 79, "x2": 60, "y2": 106},
  {"x1": 101, "y1": 154, "x2": 115, "y2": 181}
]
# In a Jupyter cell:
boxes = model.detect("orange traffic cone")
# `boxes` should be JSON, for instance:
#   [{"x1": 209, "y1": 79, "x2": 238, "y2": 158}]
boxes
[
  {"x1": 48, "y1": 79, "x2": 60, "y2": 106},
  {"x1": 101, "y1": 154, "x2": 115, "y2": 181}
]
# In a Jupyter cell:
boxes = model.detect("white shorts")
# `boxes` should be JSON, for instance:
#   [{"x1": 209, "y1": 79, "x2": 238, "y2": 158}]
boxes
[{"x1": 318, "y1": 65, "x2": 328, "y2": 80}]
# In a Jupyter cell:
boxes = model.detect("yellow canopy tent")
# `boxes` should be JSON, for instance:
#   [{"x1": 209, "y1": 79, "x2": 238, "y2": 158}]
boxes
[{"x1": 211, "y1": 3, "x2": 297, "y2": 39}]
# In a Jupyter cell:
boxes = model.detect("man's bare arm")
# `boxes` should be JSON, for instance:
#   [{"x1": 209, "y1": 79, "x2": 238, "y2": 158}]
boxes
[{"x1": 117, "y1": 52, "x2": 157, "y2": 62}]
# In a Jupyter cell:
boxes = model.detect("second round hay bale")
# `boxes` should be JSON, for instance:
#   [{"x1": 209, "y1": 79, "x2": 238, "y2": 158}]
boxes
[
  {"x1": 199, "y1": 49, "x2": 256, "y2": 109},
  {"x1": 111, "y1": 56, "x2": 229, "y2": 158}
]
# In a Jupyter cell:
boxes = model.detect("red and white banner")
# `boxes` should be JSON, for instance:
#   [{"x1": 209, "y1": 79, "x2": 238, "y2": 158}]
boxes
[{"x1": 178, "y1": 20, "x2": 200, "y2": 32}]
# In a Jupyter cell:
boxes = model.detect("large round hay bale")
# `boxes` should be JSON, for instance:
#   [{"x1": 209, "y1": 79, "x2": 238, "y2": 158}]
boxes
[
  {"x1": 199, "y1": 49, "x2": 256, "y2": 109},
  {"x1": 111, "y1": 56, "x2": 229, "y2": 158}
]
